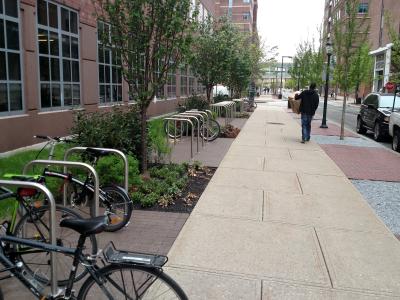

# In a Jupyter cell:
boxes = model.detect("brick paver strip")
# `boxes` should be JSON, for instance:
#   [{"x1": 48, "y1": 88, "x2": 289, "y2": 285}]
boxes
[{"x1": 320, "y1": 144, "x2": 400, "y2": 182}]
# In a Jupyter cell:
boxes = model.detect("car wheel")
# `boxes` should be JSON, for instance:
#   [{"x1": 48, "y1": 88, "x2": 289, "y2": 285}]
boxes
[
  {"x1": 393, "y1": 129, "x2": 400, "y2": 152},
  {"x1": 374, "y1": 122, "x2": 383, "y2": 141},
  {"x1": 356, "y1": 117, "x2": 367, "y2": 134}
]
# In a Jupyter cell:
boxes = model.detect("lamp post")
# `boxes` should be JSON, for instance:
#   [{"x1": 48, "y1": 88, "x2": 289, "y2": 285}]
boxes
[
  {"x1": 320, "y1": 42, "x2": 333, "y2": 128},
  {"x1": 279, "y1": 56, "x2": 293, "y2": 100}
]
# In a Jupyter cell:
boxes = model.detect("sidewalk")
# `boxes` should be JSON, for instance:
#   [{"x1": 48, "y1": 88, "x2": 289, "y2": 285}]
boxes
[{"x1": 165, "y1": 100, "x2": 400, "y2": 299}]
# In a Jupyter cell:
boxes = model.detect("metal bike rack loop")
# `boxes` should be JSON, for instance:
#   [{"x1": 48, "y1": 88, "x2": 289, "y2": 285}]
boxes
[
  {"x1": 178, "y1": 112, "x2": 206, "y2": 147},
  {"x1": 186, "y1": 110, "x2": 210, "y2": 143},
  {"x1": 63, "y1": 147, "x2": 129, "y2": 192},
  {"x1": 164, "y1": 117, "x2": 194, "y2": 158},
  {"x1": 23, "y1": 160, "x2": 99, "y2": 217},
  {"x1": 170, "y1": 114, "x2": 200, "y2": 152},
  {"x1": 0, "y1": 180, "x2": 59, "y2": 296},
  {"x1": 210, "y1": 101, "x2": 235, "y2": 126}
]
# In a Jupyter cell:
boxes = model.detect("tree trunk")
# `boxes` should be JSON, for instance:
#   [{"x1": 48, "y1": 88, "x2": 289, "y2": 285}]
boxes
[
  {"x1": 206, "y1": 85, "x2": 212, "y2": 103},
  {"x1": 140, "y1": 107, "x2": 148, "y2": 174},
  {"x1": 340, "y1": 90, "x2": 347, "y2": 140},
  {"x1": 354, "y1": 82, "x2": 359, "y2": 104}
]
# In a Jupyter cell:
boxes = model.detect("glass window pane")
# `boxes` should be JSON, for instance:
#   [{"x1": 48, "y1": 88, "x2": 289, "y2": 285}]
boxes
[
  {"x1": 50, "y1": 58, "x2": 59, "y2": 81},
  {"x1": 7, "y1": 52, "x2": 20, "y2": 80},
  {"x1": 48, "y1": 3, "x2": 58, "y2": 28},
  {"x1": 5, "y1": 0, "x2": 17, "y2": 18},
  {"x1": 72, "y1": 84, "x2": 80, "y2": 105},
  {"x1": 117, "y1": 68, "x2": 122, "y2": 84},
  {"x1": 49, "y1": 31, "x2": 59, "y2": 55},
  {"x1": 117, "y1": 86, "x2": 122, "y2": 102},
  {"x1": 0, "y1": 51, "x2": 5, "y2": 80},
  {"x1": 99, "y1": 85, "x2": 105, "y2": 103},
  {"x1": 62, "y1": 35, "x2": 70, "y2": 58},
  {"x1": 0, "y1": 20, "x2": 4, "y2": 48},
  {"x1": 71, "y1": 37, "x2": 78, "y2": 58},
  {"x1": 99, "y1": 65, "x2": 104, "y2": 83},
  {"x1": 51, "y1": 83, "x2": 60, "y2": 107},
  {"x1": 40, "y1": 56, "x2": 49, "y2": 81},
  {"x1": 9, "y1": 83, "x2": 22, "y2": 111},
  {"x1": 0, "y1": 0, "x2": 3, "y2": 14},
  {"x1": 72, "y1": 61, "x2": 79, "y2": 82},
  {"x1": 104, "y1": 48, "x2": 110, "y2": 64},
  {"x1": 38, "y1": 29, "x2": 48, "y2": 54},
  {"x1": 6, "y1": 21, "x2": 19, "y2": 50},
  {"x1": 63, "y1": 59, "x2": 71, "y2": 82},
  {"x1": 64, "y1": 84, "x2": 72, "y2": 106},
  {"x1": 61, "y1": 8, "x2": 70, "y2": 32},
  {"x1": 97, "y1": 22, "x2": 103, "y2": 41},
  {"x1": 37, "y1": 0, "x2": 47, "y2": 26},
  {"x1": 70, "y1": 12, "x2": 78, "y2": 34},
  {"x1": 112, "y1": 67, "x2": 117, "y2": 84},
  {"x1": 105, "y1": 65, "x2": 110, "y2": 83},
  {"x1": 105, "y1": 85, "x2": 110, "y2": 102},
  {"x1": 41, "y1": 83, "x2": 51, "y2": 108},
  {"x1": 0, "y1": 83, "x2": 7, "y2": 112},
  {"x1": 98, "y1": 45, "x2": 104, "y2": 63}
]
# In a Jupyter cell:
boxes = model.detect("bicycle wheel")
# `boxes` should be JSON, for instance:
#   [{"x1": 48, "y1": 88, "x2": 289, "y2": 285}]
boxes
[
  {"x1": 101, "y1": 185, "x2": 133, "y2": 232},
  {"x1": 164, "y1": 119, "x2": 183, "y2": 139},
  {"x1": 78, "y1": 264, "x2": 188, "y2": 300},
  {"x1": 13, "y1": 205, "x2": 98, "y2": 286},
  {"x1": 200, "y1": 119, "x2": 220, "y2": 142}
]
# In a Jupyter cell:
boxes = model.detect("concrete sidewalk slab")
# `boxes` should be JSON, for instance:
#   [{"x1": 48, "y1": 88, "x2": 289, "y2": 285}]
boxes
[
  {"x1": 265, "y1": 158, "x2": 344, "y2": 176},
  {"x1": 194, "y1": 185, "x2": 263, "y2": 220},
  {"x1": 227, "y1": 144, "x2": 292, "y2": 160},
  {"x1": 266, "y1": 192, "x2": 388, "y2": 233},
  {"x1": 219, "y1": 154, "x2": 264, "y2": 170},
  {"x1": 168, "y1": 214, "x2": 331, "y2": 286}
]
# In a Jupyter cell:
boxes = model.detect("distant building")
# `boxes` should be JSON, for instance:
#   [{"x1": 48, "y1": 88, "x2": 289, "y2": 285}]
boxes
[
  {"x1": 215, "y1": 0, "x2": 258, "y2": 33},
  {"x1": 261, "y1": 62, "x2": 292, "y2": 94}
]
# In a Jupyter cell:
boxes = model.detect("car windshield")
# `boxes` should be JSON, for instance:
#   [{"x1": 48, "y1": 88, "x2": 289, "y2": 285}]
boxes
[{"x1": 379, "y1": 96, "x2": 400, "y2": 108}]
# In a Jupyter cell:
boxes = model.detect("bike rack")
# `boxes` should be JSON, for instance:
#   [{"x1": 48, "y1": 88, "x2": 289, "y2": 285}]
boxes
[
  {"x1": 233, "y1": 99, "x2": 244, "y2": 114},
  {"x1": 164, "y1": 117, "x2": 194, "y2": 158},
  {"x1": 186, "y1": 110, "x2": 210, "y2": 144},
  {"x1": 0, "y1": 180, "x2": 59, "y2": 296},
  {"x1": 178, "y1": 112, "x2": 206, "y2": 147},
  {"x1": 169, "y1": 114, "x2": 200, "y2": 152},
  {"x1": 210, "y1": 101, "x2": 236, "y2": 126},
  {"x1": 22, "y1": 160, "x2": 100, "y2": 217},
  {"x1": 63, "y1": 147, "x2": 129, "y2": 192}
]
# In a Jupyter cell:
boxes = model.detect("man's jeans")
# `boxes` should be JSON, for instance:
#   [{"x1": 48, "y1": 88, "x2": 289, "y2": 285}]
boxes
[{"x1": 301, "y1": 114, "x2": 313, "y2": 141}]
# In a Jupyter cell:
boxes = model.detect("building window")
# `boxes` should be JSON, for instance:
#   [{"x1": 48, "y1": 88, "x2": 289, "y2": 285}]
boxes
[
  {"x1": 188, "y1": 69, "x2": 195, "y2": 95},
  {"x1": 180, "y1": 66, "x2": 188, "y2": 97},
  {"x1": 358, "y1": 3, "x2": 368, "y2": 14},
  {"x1": 0, "y1": 0, "x2": 23, "y2": 115},
  {"x1": 154, "y1": 60, "x2": 164, "y2": 100},
  {"x1": 243, "y1": 0, "x2": 251, "y2": 3},
  {"x1": 167, "y1": 65, "x2": 176, "y2": 99},
  {"x1": 37, "y1": 0, "x2": 80, "y2": 109},
  {"x1": 97, "y1": 21, "x2": 122, "y2": 104},
  {"x1": 243, "y1": 12, "x2": 251, "y2": 20}
]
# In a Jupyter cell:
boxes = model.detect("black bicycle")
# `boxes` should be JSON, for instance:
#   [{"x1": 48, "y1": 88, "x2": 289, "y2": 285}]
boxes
[
  {"x1": 32, "y1": 136, "x2": 133, "y2": 233},
  {"x1": 0, "y1": 185, "x2": 98, "y2": 286},
  {"x1": 0, "y1": 216, "x2": 188, "y2": 299}
]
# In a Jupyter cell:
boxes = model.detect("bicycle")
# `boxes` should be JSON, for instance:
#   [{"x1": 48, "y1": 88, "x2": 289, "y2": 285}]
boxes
[
  {"x1": 31, "y1": 135, "x2": 133, "y2": 233},
  {"x1": 0, "y1": 216, "x2": 188, "y2": 299},
  {"x1": 243, "y1": 97, "x2": 257, "y2": 110},
  {"x1": 0, "y1": 184, "x2": 98, "y2": 286},
  {"x1": 164, "y1": 109, "x2": 221, "y2": 142}
]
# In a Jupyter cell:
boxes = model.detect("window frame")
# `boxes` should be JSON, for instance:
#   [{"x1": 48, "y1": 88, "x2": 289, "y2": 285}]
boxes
[
  {"x1": 0, "y1": 0, "x2": 24, "y2": 117},
  {"x1": 36, "y1": 0, "x2": 81, "y2": 111},
  {"x1": 358, "y1": 2, "x2": 368, "y2": 14},
  {"x1": 243, "y1": 12, "x2": 251, "y2": 21}
]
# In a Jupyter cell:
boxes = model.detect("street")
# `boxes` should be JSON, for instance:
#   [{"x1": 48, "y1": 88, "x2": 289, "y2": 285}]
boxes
[{"x1": 316, "y1": 99, "x2": 393, "y2": 149}]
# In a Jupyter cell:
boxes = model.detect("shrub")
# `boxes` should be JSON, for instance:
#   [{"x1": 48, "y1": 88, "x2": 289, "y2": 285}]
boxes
[
  {"x1": 181, "y1": 95, "x2": 209, "y2": 111},
  {"x1": 71, "y1": 106, "x2": 144, "y2": 160},
  {"x1": 148, "y1": 118, "x2": 171, "y2": 163},
  {"x1": 213, "y1": 94, "x2": 228, "y2": 103},
  {"x1": 95, "y1": 155, "x2": 141, "y2": 187}
]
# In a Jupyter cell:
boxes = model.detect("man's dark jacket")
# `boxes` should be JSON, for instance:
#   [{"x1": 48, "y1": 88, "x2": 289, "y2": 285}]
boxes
[{"x1": 295, "y1": 90, "x2": 319, "y2": 115}]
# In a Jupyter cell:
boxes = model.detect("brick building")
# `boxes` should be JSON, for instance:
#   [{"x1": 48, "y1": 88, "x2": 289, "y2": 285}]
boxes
[
  {"x1": 323, "y1": 0, "x2": 400, "y2": 94},
  {"x1": 215, "y1": 0, "x2": 258, "y2": 33},
  {"x1": 0, "y1": 0, "x2": 215, "y2": 153}
]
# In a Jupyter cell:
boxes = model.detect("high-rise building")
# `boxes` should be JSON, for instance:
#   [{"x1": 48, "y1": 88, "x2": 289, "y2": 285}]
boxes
[
  {"x1": 0, "y1": 0, "x2": 214, "y2": 153},
  {"x1": 322, "y1": 0, "x2": 400, "y2": 93},
  {"x1": 215, "y1": 0, "x2": 258, "y2": 33}
]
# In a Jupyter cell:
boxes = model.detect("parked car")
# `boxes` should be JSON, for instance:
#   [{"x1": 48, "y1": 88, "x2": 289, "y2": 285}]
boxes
[
  {"x1": 389, "y1": 111, "x2": 400, "y2": 152},
  {"x1": 356, "y1": 93, "x2": 400, "y2": 141}
]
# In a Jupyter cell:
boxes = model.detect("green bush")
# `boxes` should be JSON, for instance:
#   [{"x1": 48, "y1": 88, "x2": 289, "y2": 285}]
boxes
[
  {"x1": 141, "y1": 192, "x2": 160, "y2": 207},
  {"x1": 180, "y1": 95, "x2": 209, "y2": 111},
  {"x1": 95, "y1": 155, "x2": 141, "y2": 187},
  {"x1": 71, "y1": 106, "x2": 144, "y2": 160},
  {"x1": 148, "y1": 118, "x2": 171, "y2": 163}
]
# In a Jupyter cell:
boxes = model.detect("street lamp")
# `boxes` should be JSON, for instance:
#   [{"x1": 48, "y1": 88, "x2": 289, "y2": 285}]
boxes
[
  {"x1": 320, "y1": 42, "x2": 333, "y2": 128},
  {"x1": 279, "y1": 56, "x2": 293, "y2": 100}
]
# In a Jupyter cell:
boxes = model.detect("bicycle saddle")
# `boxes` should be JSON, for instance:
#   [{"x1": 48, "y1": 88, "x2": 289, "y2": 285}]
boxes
[
  {"x1": 85, "y1": 148, "x2": 110, "y2": 157},
  {"x1": 60, "y1": 216, "x2": 108, "y2": 236}
]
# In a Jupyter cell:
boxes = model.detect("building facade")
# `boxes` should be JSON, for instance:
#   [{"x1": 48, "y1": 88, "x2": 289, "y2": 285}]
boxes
[
  {"x1": 215, "y1": 0, "x2": 258, "y2": 33},
  {"x1": 0, "y1": 0, "x2": 216, "y2": 153},
  {"x1": 323, "y1": 0, "x2": 400, "y2": 94}
]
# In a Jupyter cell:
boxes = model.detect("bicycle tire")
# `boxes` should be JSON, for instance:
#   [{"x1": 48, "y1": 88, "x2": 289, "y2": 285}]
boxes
[
  {"x1": 164, "y1": 119, "x2": 183, "y2": 139},
  {"x1": 200, "y1": 119, "x2": 220, "y2": 142},
  {"x1": 13, "y1": 205, "x2": 98, "y2": 286},
  {"x1": 78, "y1": 264, "x2": 188, "y2": 300},
  {"x1": 101, "y1": 185, "x2": 133, "y2": 232}
]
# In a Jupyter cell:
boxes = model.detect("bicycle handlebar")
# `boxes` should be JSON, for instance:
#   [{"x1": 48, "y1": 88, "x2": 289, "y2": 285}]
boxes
[{"x1": 34, "y1": 135, "x2": 73, "y2": 143}]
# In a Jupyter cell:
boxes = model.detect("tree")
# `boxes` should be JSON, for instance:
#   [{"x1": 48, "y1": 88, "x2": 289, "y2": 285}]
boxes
[
  {"x1": 385, "y1": 12, "x2": 400, "y2": 84},
  {"x1": 94, "y1": 0, "x2": 195, "y2": 172},
  {"x1": 189, "y1": 17, "x2": 239, "y2": 102},
  {"x1": 332, "y1": 0, "x2": 370, "y2": 139}
]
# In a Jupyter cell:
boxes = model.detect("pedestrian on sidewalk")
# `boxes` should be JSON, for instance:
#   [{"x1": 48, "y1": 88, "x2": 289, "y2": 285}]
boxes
[{"x1": 295, "y1": 83, "x2": 319, "y2": 143}]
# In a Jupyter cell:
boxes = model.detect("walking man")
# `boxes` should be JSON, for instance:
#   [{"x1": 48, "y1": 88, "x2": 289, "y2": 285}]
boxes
[{"x1": 295, "y1": 83, "x2": 319, "y2": 143}]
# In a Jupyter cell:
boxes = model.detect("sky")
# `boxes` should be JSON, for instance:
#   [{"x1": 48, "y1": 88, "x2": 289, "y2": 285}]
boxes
[{"x1": 257, "y1": 0, "x2": 325, "y2": 60}]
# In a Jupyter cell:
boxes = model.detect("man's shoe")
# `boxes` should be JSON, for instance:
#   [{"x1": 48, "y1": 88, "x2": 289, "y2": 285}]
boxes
[
  {"x1": 306, "y1": 138, "x2": 310, "y2": 142},
  {"x1": 301, "y1": 140, "x2": 305, "y2": 144}
]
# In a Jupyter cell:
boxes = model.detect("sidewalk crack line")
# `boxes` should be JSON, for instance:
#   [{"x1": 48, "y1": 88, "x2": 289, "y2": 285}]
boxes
[
  {"x1": 313, "y1": 227, "x2": 333, "y2": 288},
  {"x1": 296, "y1": 173, "x2": 304, "y2": 194}
]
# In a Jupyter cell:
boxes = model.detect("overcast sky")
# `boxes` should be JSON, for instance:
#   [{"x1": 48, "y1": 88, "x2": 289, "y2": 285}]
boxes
[{"x1": 257, "y1": 0, "x2": 325, "y2": 60}]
